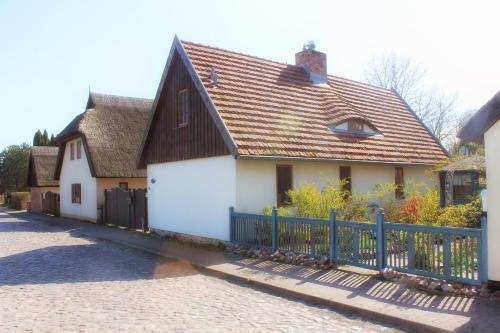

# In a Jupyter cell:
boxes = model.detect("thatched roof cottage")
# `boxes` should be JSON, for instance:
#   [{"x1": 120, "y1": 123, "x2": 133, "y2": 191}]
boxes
[
  {"x1": 27, "y1": 146, "x2": 59, "y2": 213},
  {"x1": 55, "y1": 92, "x2": 152, "y2": 222}
]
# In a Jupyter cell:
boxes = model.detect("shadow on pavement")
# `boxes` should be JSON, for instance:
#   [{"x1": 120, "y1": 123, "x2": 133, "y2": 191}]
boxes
[{"x1": 230, "y1": 256, "x2": 478, "y2": 316}]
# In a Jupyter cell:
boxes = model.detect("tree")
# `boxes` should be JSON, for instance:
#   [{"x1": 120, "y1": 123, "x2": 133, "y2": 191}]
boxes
[
  {"x1": 42, "y1": 129, "x2": 49, "y2": 146},
  {"x1": 365, "y1": 53, "x2": 459, "y2": 148},
  {"x1": 32, "y1": 129, "x2": 57, "y2": 146},
  {"x1": 0, "y1": 143, "x2": 31, "y2": 193},
  {"x1": 365, "y1": 52, "x2": 425, "y2": 102},
  {"x1": 33, "y1": 130, "x2": 42, "y2": 146}
]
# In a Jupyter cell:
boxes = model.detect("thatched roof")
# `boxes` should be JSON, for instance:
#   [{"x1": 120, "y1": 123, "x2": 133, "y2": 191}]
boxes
[
  {"x1": 55, "y1": 92, "x2": 153, "y2": 179},
  {"x1": 437, "y1": 155, "x2": 486, "y2": 173},
  {"x1": 27, "y1": 146, "x2": 59, "y2": 187},
  {"x1": 458, "y1": 90, "x2": 500, "y2": 143}
]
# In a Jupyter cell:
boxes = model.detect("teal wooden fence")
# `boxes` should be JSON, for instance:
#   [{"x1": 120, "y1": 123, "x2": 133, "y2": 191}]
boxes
[{"x1": 229, "y1": 207, "x2": 488, "y2": 285}]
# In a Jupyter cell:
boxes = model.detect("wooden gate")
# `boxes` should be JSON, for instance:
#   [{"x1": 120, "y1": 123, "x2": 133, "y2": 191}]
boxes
[
  {"x1": 104, "y1": 188, "x2": 148, "y2": 231},
  {"x1": 42, "y1": 191, "x2": 60, "y2": 216}
]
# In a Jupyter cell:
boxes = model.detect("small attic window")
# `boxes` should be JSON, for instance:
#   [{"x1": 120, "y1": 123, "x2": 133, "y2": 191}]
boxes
[{"x1": 329, "y1": 119, "x2": 379, "y2": 136}]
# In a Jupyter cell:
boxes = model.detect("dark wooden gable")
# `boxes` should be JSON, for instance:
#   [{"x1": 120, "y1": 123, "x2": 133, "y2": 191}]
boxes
[{"x1": 140, "y1": 52, "x2": 230, "y2": 166}]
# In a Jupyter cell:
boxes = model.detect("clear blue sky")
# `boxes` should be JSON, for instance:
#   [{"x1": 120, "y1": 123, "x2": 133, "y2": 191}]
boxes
[{"x1": 1, "y1": 0, "x2": 499, "y2": 149}]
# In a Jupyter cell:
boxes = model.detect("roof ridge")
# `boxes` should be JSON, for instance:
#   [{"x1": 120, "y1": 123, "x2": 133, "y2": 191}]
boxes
[
  {"x1": 328, "y1": 74, "x2": 395, "y2": 93},
  {"x1": 182, "y1": 40, "x2": 396, "y2": 95},
  {"x1": 89, "y1": 91, "x2": 153, "y2": 102}
]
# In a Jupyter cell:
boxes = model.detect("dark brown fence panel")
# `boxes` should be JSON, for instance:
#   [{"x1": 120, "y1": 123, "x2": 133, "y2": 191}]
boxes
[
  {"x1": 42, "y1": 191, "x2": 60, "y2": 216},
  {"x1": 104, "y1": 188, "x2": 148, "y2": 232}
]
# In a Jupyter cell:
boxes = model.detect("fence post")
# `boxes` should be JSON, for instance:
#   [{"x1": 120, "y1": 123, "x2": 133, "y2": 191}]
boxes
[
  {"x1": 376, "y1": 208, "x2": 385, "y2": 271},
  {"x1": 272, "y1": 206, "x2": 278, "y2": 251},
  {"x1": 480, "y1": 216, "x2": 488, "y2": 283},
  {"x1": 229, "y1": 206, "x2": 234, "y2": 242},
  {"x1": 330, "y1": 209, "x2": 336, "y2": 264}
]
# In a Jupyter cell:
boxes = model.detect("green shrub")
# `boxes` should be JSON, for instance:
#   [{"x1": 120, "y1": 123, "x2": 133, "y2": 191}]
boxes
[
  {"x1": 399, "y1": 190, "x2": 441, "y2": 225},
  {"x1": 369, "y1": 183, "x2": 403, "y2": 222},
  {"x1": 262, "y1": 205, "x2": 292, "y2": 216},
  {"x1": 436, "y1": 196, "x2": 483, "y2": 228},
  {"x1": 260, "y1": 179, "x2": 482, "y2": 228},
  {"x1": 9, "y1": 192, "x2": 31, "y2": 210},
  {"x1": 337, "y1": 193, "x2": 371, "y2": 222}
]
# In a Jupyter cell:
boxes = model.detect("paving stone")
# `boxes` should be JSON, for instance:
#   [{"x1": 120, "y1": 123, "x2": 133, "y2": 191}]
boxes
[{"x1": 0, "y1": 211, "x2": 402, "y2": 332}]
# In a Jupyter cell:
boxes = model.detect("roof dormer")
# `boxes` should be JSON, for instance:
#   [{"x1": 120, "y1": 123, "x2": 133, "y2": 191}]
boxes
[{"x1": 329, "y1": 118, "x2": 381, "y2": 136}]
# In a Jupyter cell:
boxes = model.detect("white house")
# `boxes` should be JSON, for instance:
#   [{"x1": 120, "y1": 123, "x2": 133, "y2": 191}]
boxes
[
  {"x1": 137, "y1": 37, "x2": 448, "y2": 242},
  {"x1": 458, "y1": 90, "x2": 500, "y2": 286},
  {"x1": 55, "y1": 92, "x2": 152, "y2": 222}
]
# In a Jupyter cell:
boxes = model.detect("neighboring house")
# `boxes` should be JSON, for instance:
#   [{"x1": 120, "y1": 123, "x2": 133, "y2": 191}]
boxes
[
  {"x1": 458, "y1": 90, "x2": 500, "y2": 285},
  {"x1": 137, "y1": 37, "x2": 449, "y2": 242},
  {"x1": 55, "y1": 92, "x2": 152, "y2": 222},
  {"x1": 27, "y1": 146, "x2": 59, "y2": 213},
  {"x1": 437, "y1": 155, "x2": 485, "y2": 207}
]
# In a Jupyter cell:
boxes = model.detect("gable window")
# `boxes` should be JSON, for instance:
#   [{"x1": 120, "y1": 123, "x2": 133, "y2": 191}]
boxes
[
  {"x1": 119, "y1": 182, "x2": 129, "y2": 190},
  {"x1": 177, "y1": 88, "x2": 189, "y2": 127},
  {"x1": 70, "y1": 143, "x2": 75, "y2": 160},
  {"x1": 71, "y1": 183, "x2": 81, "y2": 204},
  {"x1": 339, "y1": 166, "x2": 352, "y2": 194},
  {"x1": 76, "y1": 140, "x2": 82, "y2": 159},
  {"x1": 276, "y1": 165, "x2": 293, "y2": 206},
  {"x1": 395, "y1": 167, "x2": 404, "y2": 199},
  {"x1": 347, "y1": 120, "x2": 363, "y2": 131}
]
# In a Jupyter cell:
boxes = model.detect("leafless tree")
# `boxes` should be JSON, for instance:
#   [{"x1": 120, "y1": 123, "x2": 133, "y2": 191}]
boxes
[
  {"x1": 365, "y1": 53, "x2": 459, "y2": 148},
  {"x1": 365, "y1": 52, "x2": 425, "y2": 102}
]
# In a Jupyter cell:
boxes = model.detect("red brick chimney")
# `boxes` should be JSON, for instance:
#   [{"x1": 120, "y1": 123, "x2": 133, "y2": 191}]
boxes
[{"x1": 295, "y1": 41, "x2": 327, "y2": 84}]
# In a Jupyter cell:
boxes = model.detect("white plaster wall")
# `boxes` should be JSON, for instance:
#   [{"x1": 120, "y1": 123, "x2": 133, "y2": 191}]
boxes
[
  {"x1": 59, "y1": 138, "x2": 97, "y2": 222},
  {"x1": 485, "y1": 120, "x2": 500, "y2": 281},
  {"x1": 96, "y1": 178, "x2": 147, "y2": 207},
  {"x1": 147, "y1": 155, "x2": 236, "y2": 241},
  {"x1": 235, "y1": 159, "x2": 435, "y2": 214}
]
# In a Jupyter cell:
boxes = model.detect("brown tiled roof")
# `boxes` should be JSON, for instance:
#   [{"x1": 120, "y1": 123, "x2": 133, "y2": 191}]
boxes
[
  {"x1": 181, "y1": 41, "x2": 448, "y2": 164},
  {"x1": 27, "y1": 146, "x2": 59, "y2": 187},
  {"x1": 56, "y1": 92, "x2": 152, "y2": 178}
]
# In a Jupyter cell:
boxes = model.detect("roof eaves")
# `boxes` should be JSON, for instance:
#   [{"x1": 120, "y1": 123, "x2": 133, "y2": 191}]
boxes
[{"x1": 237, "y1": 154, "x2": 441, "y2": 166}]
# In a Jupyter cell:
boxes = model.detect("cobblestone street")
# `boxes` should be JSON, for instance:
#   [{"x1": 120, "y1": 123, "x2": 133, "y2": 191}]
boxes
[{"x1": 0, "y1": 211, "x2": 404, "y2": 332}]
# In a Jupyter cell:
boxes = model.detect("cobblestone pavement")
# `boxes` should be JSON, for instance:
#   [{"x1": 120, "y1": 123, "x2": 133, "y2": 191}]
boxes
[{"x1": 0, "y1": 211, "x2": 405, "y2": 332}]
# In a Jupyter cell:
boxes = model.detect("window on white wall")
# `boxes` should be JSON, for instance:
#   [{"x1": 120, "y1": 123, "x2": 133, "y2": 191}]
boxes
[
  {"x1": 76, "y1": 140, "x2": 82, "y2": 159},
  {"x1": 72, "y1": 184, "x2": 81, "y2": 204},
  {"x1": 395, "y1": 167, "x2": 405, "y2": 199},
  {"x1": 276, "y1": 165, "x2": 293, "y2": 206},
  {"x1": 70, "y1": 143, "x2": 75, "y2": 160}
]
